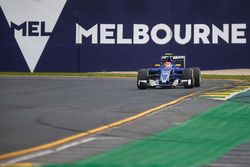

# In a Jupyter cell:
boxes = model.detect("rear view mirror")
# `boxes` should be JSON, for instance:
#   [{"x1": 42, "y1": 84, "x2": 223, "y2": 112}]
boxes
[
  {"x1": 154, "y1": 64, "x2": 160, "y2": 67},
  {"x1": 175, "y1": 64, "x2": 181, "y2": 67}
]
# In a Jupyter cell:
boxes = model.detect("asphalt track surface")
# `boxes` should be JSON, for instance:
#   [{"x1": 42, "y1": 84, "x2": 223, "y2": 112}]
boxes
[{"x1": 0, "y1": 76, "x2": 231, "y2": 155}]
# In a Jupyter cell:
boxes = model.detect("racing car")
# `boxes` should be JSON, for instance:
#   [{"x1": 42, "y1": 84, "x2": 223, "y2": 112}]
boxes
[{"x1": 137, "y1": 53, "x2": 201, "y2": 89}]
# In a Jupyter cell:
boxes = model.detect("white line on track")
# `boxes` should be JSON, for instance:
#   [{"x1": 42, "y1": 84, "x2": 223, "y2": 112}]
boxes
[
  {"x1": 3, "y1": 137, "x2": 96, "y2": 165},
  {"x1": 213, "y1": 88, "x2": 250, "y2": 101}
]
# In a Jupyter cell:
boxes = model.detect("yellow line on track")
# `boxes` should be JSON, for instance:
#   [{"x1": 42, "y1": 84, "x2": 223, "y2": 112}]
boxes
[
  {"x1": 201, "y1": 94, "x2": 227, "y2": 97},
  {"x1": 235, "y1": 86, "x2": 250, "y2": 88},
  {"x1": 1, "y1": 162, "x2": 34, "y2": 167},
  {"x1": 0, "y1": 92, "x2": 199, "y2": 161},
  {"x1": 203, "y1": 93, "x2": 232, "y2": 95},
  {"x1": 228, "y1": 89, "x2": 247, "y2": 92}
]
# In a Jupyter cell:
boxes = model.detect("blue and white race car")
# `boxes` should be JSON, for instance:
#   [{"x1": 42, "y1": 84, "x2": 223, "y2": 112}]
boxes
[{"x1": 137, "y1": 53, "x2": 201, "y2": 89}]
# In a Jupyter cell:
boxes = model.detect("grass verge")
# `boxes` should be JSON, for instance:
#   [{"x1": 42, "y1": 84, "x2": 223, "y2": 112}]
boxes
[
  {"x1": 0, "y1": 72, "x2": 136, "y2": 78},
  {"x1": 202, "y1": 74, "x2": 250, "y2": 83},
  {"x1": 0, "y1": 72, "x2": 249, "y2": 82}
]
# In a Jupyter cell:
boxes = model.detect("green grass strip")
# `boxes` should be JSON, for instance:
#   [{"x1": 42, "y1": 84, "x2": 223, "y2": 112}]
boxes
[
  {"x1": 44, "y1": 91, "x2": 250, "y2": 167},
  {"x1": 0, "y1": 72, "x2": 250, "y2": 82},
  {"x1": 202, "y1": 74, "x2": 250, "y2": 82},
  {"x1": 0, "y1": 72, "x2": 136, "y2": 78}
]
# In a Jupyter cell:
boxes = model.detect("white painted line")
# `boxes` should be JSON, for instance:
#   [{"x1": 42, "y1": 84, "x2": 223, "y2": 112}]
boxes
[
  {"x1": 223, "y1": 88, "x2": 249, "y2": 100},
  {"x1": 214, "y1": 88, "x2": 250, "y2": 101},
  {"x1": 3, "y1": 137, "x2": 96, "y2": 165},
  {"x1": 4, "y1": 150, "x2": 53, "y2": 165},
  {"x1": 55, "y1": 137, "x2": 96, "y2": 152}
]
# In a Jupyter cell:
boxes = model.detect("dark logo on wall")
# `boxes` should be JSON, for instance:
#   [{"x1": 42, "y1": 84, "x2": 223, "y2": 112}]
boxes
[{"x1": 0, "y1": 0, "x2": 67, "y2": 72}]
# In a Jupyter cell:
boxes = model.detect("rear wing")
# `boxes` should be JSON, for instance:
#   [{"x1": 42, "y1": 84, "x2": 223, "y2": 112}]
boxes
[{"x1": 173, "y1": 56, "x2": 186, "y2": 68}]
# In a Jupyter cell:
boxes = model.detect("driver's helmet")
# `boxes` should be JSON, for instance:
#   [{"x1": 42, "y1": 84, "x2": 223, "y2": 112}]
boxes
[
  {"x1": 161, "y1": 53, "x2": 174, "y2": 64},
  {"x1": 163, "y1": 61, "x2": 172, "y2": 68}
]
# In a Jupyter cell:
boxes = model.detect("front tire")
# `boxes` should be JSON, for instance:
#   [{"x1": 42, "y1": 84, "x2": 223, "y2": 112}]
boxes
[
  {"x1": 182, "y1": 68, "x2": 194, "y2": 88},
  {"x1": 192, "y1": 67, "x2": 201, "y2": 87},
  {"x1": 137, "y1": 69, "x2": 148, "y2": 89}
]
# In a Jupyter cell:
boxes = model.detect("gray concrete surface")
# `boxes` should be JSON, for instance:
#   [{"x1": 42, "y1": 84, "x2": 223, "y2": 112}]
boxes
[
  {"x1": 25, "y1": 97, "x2": 223, "y2": 164},
  {"x1": 0, "y1": 76, "x2": 232, "y2": 161},
  {"x1": 207, "y1": 141, "x2": 250, "y2": 167}
]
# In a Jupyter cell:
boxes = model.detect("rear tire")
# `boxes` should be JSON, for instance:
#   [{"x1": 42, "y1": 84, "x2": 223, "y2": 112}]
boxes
[
  {"x1": 182, "y1": 68, "x2": 194, "y2": 88},
  {"x1": 137, "y1": 69, "x2": 148, "y2": 89},
  {"x1": 192, "y1": 67, "x2": 201, "y2": 87}
]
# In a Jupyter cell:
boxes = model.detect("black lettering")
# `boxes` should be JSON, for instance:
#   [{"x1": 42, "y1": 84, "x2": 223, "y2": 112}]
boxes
[
  {"x1": 40, "y1": 21, "x2": 51, "y2": 36},
  {"x1": 11, "y1": 22, "x2": 27, "y2": 36},
  {"x1": 28, "y1": 21, "x2": 39, "y2": 36}
]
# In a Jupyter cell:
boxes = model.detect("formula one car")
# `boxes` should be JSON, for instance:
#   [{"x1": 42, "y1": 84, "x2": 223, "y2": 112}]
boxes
[{"x1": 137, "y1": 53, "x2": 201, "y2": 89}]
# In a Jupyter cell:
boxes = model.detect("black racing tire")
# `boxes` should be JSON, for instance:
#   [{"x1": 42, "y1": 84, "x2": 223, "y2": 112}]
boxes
[
  {"x1": 137, "y1": 69, "x2": 148, "y2": 89},
  {"x1": 182, "y1": 68, "x2": 194, "y2": 89},
  {"x1": 192, "y1": 67, "x2": 201, "y2": 87}
]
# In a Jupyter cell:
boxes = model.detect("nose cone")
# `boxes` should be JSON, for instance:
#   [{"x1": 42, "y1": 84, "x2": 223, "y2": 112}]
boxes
[{"x1": 160, "y1": 68, "x2": 171, "y2": 83}]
